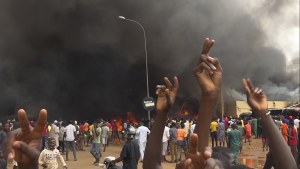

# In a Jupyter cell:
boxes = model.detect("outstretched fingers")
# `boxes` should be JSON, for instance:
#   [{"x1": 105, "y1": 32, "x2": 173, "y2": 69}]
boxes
[
  {"x1": 172, "y1": 76, "x2": 179, "y2": 90},
  {"x1": 33, "y1": 109, "x2": 47, "y2": 133},
  {"x1": 242, "y1": 78, "x2": 256, "y2": 94},
  {"x1": 243, "y1": 79, "x2": 265, "y2": 96},
  {"x1": 164, "y1": 76, "x2": 179, "y2": 91},
  {"x1": 164, "y1": 77, "x2": 173, "y2": 90},
  {"x1": 18, "y1": 109, "x2": 30, "y2": 134}
]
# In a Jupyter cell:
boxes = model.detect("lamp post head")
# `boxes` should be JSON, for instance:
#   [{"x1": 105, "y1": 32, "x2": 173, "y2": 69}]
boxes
[{"x1": 118, "y1": 16, "x2": 126, "y2": 20}]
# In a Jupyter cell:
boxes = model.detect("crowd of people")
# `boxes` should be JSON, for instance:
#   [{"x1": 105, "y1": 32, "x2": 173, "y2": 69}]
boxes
[{"x1": 0, "y1": 38, "x2": 298, "y2": 169}]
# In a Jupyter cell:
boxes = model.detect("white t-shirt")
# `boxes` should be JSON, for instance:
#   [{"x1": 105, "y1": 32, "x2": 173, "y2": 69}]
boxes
[
  {"x1": 184, "y1": 121, "x2": 190, "y2": 133},
  {"x1": 162, "y1": 126, "x2": 170, "y2": 142},
  {"x1": 101, "y1": 126, "x2": 109, "y2": 138},
  {"x1": 65, "y1": 124, "x2": 76, "y2": 141},
  {"x1": 38, "y1": 148, "x2": 66, "y2": 169},
  {"x1": 136, "y1": 126, "x2": 150, "y2": 143},
  {"x1": 191, "y1": 124, "x2": 196, "y2": 133},
  {"x1": 294, "y1": 119, "x2": 299, "y2": 128}
]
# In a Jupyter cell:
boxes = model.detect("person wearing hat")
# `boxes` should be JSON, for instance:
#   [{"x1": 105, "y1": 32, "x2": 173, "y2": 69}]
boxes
[
  {"x1": 49, "y1": 120, "x2": 60, "y2": 148},
  {"x1": 111, "y1": 132, "x2": 140, "y2": 169},
  {"x1": 227, "y1": 123, "x2": 241, "y2": 165}
]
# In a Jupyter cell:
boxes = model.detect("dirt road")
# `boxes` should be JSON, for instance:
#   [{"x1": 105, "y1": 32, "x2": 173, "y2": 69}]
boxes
[{"x1": 8, "y1": 138, "x2": 268, "y2": 169}]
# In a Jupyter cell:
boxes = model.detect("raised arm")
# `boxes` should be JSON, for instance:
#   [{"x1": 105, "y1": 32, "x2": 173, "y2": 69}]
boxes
[
  {"x1": 193, "y1": 38, "x2": 223, "y2": 152},
  {"x1": 242, "y1": 78, "x2": 297, "y2": 169},
  {"x1": 143, "y1": 76, "x2": 179, "y2": 169}
]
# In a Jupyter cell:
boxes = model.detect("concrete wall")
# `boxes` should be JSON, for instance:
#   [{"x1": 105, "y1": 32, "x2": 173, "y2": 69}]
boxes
[{"x1": 224, "y1": 101, "x2": 299, "y2": 117}]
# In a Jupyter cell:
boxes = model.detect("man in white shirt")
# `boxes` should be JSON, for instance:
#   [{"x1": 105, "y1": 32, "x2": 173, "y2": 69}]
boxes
[
  {"x1": 136, "y1": 122, "x2": 150, "y2": 161},
  {"x1": 184, "y1": 120, "x2": 190, "y2": 133},
  {"x1": 101, "y1": 122, "x2": 109, "y2": 152},
  {"x1": 58, "y1": 123, "x2": 66, "y2": 154},
  {"x1": 191, "y1": 122, "x2": 196, "y2": 134},
  {"x1": 49, "y1": 120, "x2": 60, "y2": 148},
  {"x1": 64, "y1": 120, "x2": 77, "y2": 161},
  {"x1": 162, "y1": 125, "x2": 170, "y2": 162},
  {"x1": 294, "y1": 116, "x2": 299, "y2": 129}
]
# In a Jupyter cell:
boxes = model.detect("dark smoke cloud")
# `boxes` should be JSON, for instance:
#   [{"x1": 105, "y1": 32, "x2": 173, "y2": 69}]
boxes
[{"x1": 0, "y1": 0, "x2": 298, "y2": 121}]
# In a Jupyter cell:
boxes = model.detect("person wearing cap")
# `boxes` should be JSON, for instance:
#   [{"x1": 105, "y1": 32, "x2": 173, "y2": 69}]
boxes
[
  {"x1": 111, "y1": 132, "x2": 140, "y2": 169},
  {"x1": 49, "y1": 120, "x2": 60, "y2": 148},
  {"x1": 227, "y1": 123, "x2": 241, "y2": 165}
]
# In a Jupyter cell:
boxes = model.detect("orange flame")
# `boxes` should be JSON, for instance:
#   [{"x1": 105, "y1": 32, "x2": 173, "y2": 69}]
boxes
[
  {"x1": 183, "y1": 111, "x2": 189, "y2": 116},
  {"x1": 111, "y1": 117, "x2": 123, "y2": 132},
  {"x1": 111, "y1": 112, "x2": 140, "y2": 132},
  {"x1": 125, "y1": 112, "x2": 139, "y2": 125}
]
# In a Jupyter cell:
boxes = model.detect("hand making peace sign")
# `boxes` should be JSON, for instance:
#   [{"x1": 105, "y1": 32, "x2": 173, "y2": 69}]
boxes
[
  {"x1": 155, "y1": 76, "x2": 179, "y2": 113},
  {"x1": 6, "y1": 109, "x2": 47, "y2": 169}
]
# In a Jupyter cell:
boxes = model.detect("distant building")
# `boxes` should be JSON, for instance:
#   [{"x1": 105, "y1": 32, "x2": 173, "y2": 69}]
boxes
[{"x1": 224, "y1": 101, "x2": 300, "y2": 117}]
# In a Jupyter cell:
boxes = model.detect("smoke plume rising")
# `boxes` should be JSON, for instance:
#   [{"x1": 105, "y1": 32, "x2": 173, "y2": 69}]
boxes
[{"x1": 0, "y1": 0, "x2": 298, "y2": 121}]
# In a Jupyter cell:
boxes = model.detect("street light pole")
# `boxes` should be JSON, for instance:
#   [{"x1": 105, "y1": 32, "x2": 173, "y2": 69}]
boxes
[{"x1": 119, "y1": 16, "x2": 151, "y2": 128}]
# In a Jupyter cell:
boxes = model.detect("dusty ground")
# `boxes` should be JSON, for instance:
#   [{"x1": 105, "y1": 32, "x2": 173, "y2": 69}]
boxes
[{"x1": 8, "y1": 137, "x2": 268, "y2": 169}]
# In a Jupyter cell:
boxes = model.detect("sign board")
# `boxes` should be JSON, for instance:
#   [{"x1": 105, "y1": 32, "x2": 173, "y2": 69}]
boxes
[{"x1": 143, "y1": 97, "x2": 155, "y2": 111}]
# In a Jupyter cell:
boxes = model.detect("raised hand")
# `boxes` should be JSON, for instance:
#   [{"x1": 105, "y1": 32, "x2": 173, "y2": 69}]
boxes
[
  {"x1": 176, "y1": 134, "x2": 219, "y2": 169},
  {"x1": 242, "y1": 79, "x2": 298, "y2": 169},
  {"x1": 242, "y1": 78, "x2": 268, "y2": 114},
  {"x1": 155, "y1": 76, "x2": 179, "y2": 113},
  {"x1": 194, "y1": 38, "x2": 222, "y2": 97},
  {"x1": 144, "y1": 76, "x2": 179, "y2": 169},
  {"x1": 6, "y1": 109, "x2": 47, "y2": 169}
]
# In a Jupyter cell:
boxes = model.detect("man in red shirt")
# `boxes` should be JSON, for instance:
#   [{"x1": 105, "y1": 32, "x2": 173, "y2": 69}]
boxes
[
  {"x1": 41, "y1": 123, "x2": 48, "y2": 150},
  {"x1": 111, "y1": 120, "x2": 120, "y2": 143},
  {"x1": 288, "y1": 121, "x2": 298, "y2": 165}
]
